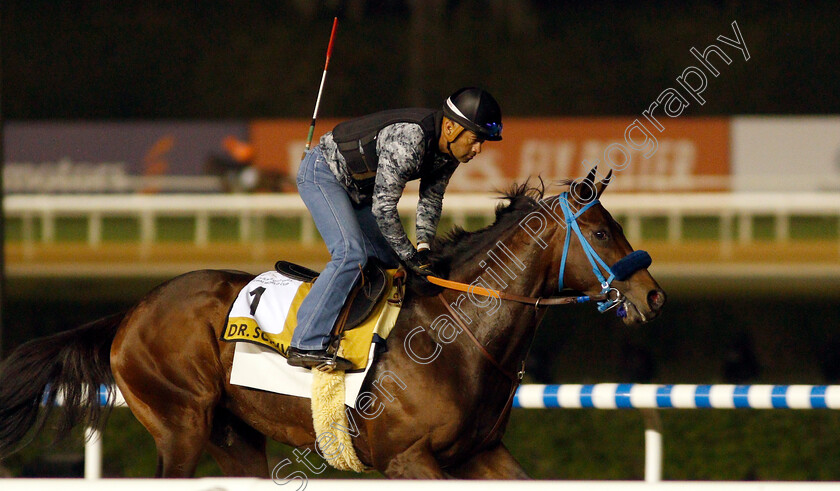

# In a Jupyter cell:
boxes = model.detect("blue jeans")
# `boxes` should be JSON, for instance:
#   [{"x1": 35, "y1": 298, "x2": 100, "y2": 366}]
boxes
[{"x1": 292, "y1": 146, "x2": 399, "y2": 350}]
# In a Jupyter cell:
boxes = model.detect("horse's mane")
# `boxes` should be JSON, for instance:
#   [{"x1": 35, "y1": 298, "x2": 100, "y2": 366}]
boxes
[{"x1": 431, "y1": 180, "x2": 547, "y2": 270}]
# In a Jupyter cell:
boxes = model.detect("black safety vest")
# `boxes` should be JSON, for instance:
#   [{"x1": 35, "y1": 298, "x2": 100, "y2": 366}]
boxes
[{"x1": 332, "y1": 108, "x2": 443, "y2": 192}]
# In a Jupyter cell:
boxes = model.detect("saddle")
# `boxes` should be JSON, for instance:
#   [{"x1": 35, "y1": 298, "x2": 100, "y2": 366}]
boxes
[{"x1": 274, "y1": 257, "x2": 391, "y2": 334}]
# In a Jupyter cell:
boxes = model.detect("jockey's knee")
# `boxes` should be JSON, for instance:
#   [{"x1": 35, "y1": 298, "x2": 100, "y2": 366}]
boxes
[{"x1": 331, "y1": 240, "x2": 367, "y2": 269}]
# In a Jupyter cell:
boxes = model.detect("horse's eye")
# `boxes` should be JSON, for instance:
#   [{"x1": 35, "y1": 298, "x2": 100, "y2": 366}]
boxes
[{"x1": 593, "y1": 230, "x2": 609, "y2": 241}]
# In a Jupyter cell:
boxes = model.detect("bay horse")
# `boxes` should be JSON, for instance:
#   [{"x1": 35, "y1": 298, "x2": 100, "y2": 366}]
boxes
[{"x1": 0, "y1": 172, "x2": 665, "y2": 479}]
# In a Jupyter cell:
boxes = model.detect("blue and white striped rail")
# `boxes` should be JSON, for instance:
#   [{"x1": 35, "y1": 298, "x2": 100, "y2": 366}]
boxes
[
  {"x1": 66, "y1": 384, "x2": 840, "y2": 482},
  {"x1": 44, "y1": 385, "x2": 127, "y2": 408},
  {"x1": 76, "y1": 383, "x2": 840, "y2": 410},
  {"x1": 513, "y1": 384, "x2": 840, "y2": 410}
]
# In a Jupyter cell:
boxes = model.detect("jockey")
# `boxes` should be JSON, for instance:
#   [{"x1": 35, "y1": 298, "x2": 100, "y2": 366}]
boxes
[{"x1": 287, "y1": 87, "x2": 503, "y2": 370}]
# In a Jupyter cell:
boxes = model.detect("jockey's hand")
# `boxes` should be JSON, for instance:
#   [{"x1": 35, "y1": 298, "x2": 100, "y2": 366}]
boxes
[
  {"x1": 404, "y1": 249, "x2": 444, "y2": 296},
  {"x1": 404, "y1": 249, "x2": 436, "y2": 277}
]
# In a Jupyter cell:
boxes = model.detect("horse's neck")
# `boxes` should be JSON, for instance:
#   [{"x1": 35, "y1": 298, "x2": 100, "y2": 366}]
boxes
[{"x1": 444, "y1": 230, "x2": 555, "y2": 370}]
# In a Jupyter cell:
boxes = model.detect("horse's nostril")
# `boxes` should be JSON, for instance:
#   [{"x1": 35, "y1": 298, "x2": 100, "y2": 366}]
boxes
[{"x1": 647, "y1": 289, "x2": 666, "y2": 311}]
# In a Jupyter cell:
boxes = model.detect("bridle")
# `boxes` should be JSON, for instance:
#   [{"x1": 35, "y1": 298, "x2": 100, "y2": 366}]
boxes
[
  {"x1": 554, "y1": 191, "x2": 653, "y2": 316},
  {"x1": 418, "y1": 190, "x2": 653, "y2": 451},
  {"x1": 426, "y1": 191, "x2": 651, "y2": 315},
  {"x1": 558, "y1": 191, "x2": 623, "y2": 315}
]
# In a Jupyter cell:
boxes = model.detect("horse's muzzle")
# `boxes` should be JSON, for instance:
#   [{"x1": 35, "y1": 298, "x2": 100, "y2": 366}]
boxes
[{"x1": 647, "y1": 288, "x2": 666, "y2": 312}]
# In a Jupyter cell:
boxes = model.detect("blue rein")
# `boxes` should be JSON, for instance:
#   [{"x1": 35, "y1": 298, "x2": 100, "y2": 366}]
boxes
[{"x1": 555, "y1": 192, "x2": 652, "y2": 315}]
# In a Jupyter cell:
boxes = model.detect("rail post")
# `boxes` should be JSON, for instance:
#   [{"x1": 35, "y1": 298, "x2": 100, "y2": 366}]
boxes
[
  {"x1": 84, "y1": 426, "x2": 103, "y2": 479},
  {"x1": 640, "y1": 409, "x2": 662, "y2": 482}
]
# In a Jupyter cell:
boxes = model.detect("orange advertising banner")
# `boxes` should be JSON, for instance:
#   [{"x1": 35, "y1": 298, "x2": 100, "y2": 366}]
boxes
[{"x1": 250, "y1": 117, "x2": 729, "y2": 192}]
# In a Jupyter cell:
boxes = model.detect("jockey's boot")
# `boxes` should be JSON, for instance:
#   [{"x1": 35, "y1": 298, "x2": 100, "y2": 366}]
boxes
[{"x1": 286, "y1": 347, "x2": 353, "y2": 372}]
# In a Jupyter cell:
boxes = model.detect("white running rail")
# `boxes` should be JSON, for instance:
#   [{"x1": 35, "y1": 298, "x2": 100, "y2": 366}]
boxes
[{"x1": 5, "y1": 193, "x2": 840, "y2": 250}]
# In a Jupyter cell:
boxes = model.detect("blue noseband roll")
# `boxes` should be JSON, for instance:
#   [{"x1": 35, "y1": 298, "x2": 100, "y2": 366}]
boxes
[{"x1": 610, "y1": 250, "x2": 652, "y2": 281}]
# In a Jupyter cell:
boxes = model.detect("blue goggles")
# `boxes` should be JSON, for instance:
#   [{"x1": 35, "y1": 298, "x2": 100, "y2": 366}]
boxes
[{"x1": 482, "y1": 121, "x2": 502, "y2": 138}]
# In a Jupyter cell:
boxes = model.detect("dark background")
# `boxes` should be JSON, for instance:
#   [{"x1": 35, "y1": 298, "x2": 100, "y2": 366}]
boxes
[
  {"x1": 3, "y1": 0, "x2": 840, "y2": 480},
  {"x1": 2, "y1": 1, "x2": 838, "y2": 120}
]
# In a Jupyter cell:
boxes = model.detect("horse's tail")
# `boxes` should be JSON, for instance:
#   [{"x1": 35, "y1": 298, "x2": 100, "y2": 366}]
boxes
[{"x1": 0, "y1": 311, "x2": 125, "y2": 459}]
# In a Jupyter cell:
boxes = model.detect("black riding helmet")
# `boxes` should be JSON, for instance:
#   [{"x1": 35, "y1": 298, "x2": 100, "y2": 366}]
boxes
[{"x1": 443, "y1": 87, "x2": 503, "y2": 141}]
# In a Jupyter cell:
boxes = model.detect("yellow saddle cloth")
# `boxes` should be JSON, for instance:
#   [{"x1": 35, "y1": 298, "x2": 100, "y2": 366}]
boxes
[{"x1": 222, "y1": 269, "x2": 401, "y2": 371}]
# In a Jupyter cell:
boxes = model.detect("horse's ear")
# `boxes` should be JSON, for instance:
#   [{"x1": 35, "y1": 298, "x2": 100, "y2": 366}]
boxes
[
  {"x1": 569, "y1": 165, "x2": 598, "y2": 205},
  {"x1": 595, "y1": 170, "x2": 612, "y2": 198},
  {"x1": 585, "y1": 166, "x2": 598, "y2": 187}
]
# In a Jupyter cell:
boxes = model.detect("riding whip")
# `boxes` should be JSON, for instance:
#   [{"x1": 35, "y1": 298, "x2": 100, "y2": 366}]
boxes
[{"x1": 302, "y1": 17, "x2": 339, "y2": 160}]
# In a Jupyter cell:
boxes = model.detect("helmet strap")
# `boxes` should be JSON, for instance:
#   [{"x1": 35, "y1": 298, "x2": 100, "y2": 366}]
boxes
[{"x1": 446, "y1": 140, "x2": 457, "y2": 160}]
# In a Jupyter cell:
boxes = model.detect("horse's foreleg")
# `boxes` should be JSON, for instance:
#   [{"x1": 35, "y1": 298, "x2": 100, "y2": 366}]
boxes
[
  {"x1": 205, "y1": 407, "x2": 269, "y2": 477},
  {"x1": 382, "y1": 436, "x2": 447, "y2": 479},
  {"x1": 448, "y1": 443, "x2": 530, "y2": 479}
]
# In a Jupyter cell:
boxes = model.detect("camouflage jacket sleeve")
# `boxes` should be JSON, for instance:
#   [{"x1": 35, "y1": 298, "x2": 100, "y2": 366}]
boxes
[
  {"x1": 415, "y1": 161, "x2": 457, "y2": 246},
  {"x1": 371, "y1": 123, "x2": 428, "y2": 261},
  {"x1": 372, "y1": 123, "x2": 455, "y2": 260}
]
